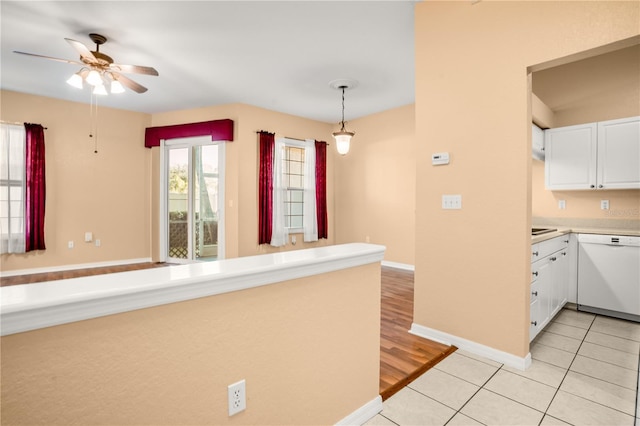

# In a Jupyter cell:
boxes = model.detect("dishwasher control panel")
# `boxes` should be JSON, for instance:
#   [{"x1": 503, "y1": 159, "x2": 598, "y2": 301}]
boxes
[{"x1": 578, "y1": 234, "x2": 639, "y2": 246}]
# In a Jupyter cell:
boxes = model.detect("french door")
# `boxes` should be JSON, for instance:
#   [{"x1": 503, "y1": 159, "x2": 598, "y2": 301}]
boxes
[{"x1": 162, "y1": 136, "x2": 224, "y2": 262}]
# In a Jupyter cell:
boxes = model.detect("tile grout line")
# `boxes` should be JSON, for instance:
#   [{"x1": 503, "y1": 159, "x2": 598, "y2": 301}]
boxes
[
  {"x1": 538, "y1": 313, "x2": 596, "y2": 423},
  {"x1": 441, "y1": 359, "x2": 504, "y2": 426},
  {"x1": 543, "y1": 313, "x2": 640, "y2": 422}
]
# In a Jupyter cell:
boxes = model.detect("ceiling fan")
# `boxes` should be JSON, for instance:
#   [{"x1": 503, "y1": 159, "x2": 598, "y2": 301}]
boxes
[{"x1": 13, "y1": 33, "x2": 159, "y2": 95}]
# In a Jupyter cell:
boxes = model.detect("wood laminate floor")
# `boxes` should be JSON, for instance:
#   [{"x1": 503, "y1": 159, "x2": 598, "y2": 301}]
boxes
[
  {"x1": 379, "y1": 266, "x2": 456, "y2": 400},
  {"x1": 1, "y1": 263, "x2": 454, "y2": 400}
]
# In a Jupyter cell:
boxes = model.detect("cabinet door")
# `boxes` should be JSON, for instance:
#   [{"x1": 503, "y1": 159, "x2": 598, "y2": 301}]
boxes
[
  {"x1": 545, "y1": 123, "x2": 597, "y2": 190},
  {"x1": 532, "y1": 124, "x2": 545, "y2": 161},
  {"x1": 530, "y1": 282, "x2": 540, "y2": 342},
  {"x1": 532, "y1": 258, "x2": 552, "y2": 331},
  {"x1": 549, "y1": 250, "x2": 570, "y2": 318},
  {"x1": 597, "y1": 117, "x2": 640, "y2": 189}
]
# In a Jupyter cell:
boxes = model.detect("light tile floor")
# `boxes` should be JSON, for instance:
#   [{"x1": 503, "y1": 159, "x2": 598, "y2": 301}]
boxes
[{"x1": 366, "y1": 309, "x2": 640, "y2": 426}]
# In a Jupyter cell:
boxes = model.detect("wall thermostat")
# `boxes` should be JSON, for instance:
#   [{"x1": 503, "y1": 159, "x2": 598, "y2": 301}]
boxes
[{"x1": 432, "y1": 152, "x2": 450, "y2": 165}]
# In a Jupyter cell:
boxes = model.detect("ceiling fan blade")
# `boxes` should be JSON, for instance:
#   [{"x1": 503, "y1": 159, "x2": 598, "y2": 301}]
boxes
[
  {"x1": 110, "y1": 63, "x2": 159, "y2": 76},
  {"x1": 114, "y1": 73, "x2": 148, "y2": 93},
  {"x1": 13, "y1": 51, "x2": 83, "y2": 66},
  {"x1": 65, "y1": 38, "x2": 96, "y2": 62}
]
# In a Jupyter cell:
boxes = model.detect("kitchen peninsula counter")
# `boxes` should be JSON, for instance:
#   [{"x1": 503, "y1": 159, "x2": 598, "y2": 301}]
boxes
[{"x1": 1, "y1": 243, "x2": 386, "y2": 336}]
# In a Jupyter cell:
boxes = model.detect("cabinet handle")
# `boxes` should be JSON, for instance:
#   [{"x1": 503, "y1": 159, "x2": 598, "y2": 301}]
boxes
[
  {"x1": 532, "y1": 291, "x2": 538, "y2": 296},
  {"x1": 532, "y1": 271, "x2": 538, "y2": 277},
  {"x1": 563, "y1": 240, "x2": 569, "y2": 243},
  {"x1": 531, "y1": 321, "x2": 538, "y2": 326},
  {"x1": 562, "y1": 252, "x2": 567, "y2": 256},
  {"x1": 598, "y1": 185, "x2": 603, "y2": 188},
  {"x1": 532, "y1": 251, "x2": 539, "y2": 256},
  {"x1": 590, "y1": 185, "x2": 595, "y2": 188},
  {"x1": 550, "y1": 256, "x2": 557, "y2": 261}
]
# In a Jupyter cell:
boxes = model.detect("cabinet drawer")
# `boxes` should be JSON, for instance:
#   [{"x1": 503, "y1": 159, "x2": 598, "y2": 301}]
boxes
[
  {"x1": 537, "y1": 236, "x2": 568, "y2": 259},
  {"x1": 531, "y1": 243, "x2": 540, "y2": 262},
  {"x1": 531, "y1": 281, "x2": 539, "y2": 303}
]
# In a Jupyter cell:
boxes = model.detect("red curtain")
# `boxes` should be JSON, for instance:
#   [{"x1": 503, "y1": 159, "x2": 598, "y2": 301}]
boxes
[
  {"x1": 24, "y1": 123, "x2": 46, "y2": 251},
  {"x1": 315, "y1": 141, "x2": 328, "y2": 239},
  {"x1": 144, "y1": 119, "x2": 234, "y2": 148},
  {"x1": 258, "y1": 131, "x2": 275, "y2": 244}
]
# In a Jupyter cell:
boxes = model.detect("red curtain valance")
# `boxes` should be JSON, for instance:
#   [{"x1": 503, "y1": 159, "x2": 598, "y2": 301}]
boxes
[{"x1": 145, "y1": 119, "x2": 234, "y2": 148}]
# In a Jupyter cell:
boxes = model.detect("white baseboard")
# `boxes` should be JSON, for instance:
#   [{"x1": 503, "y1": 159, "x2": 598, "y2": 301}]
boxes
[
  {"x1": 410, "y1": 322, "x2": 531, "y2": 371},
  {"x1": 381, "y1": 260, "x2": 414, "y2": 271},
  {"x1": 0, "y1": 258, "x2": 153, "y2": 278},
  {"x1": 335, "y1": 395, "x2": 383, "y2": 426}
]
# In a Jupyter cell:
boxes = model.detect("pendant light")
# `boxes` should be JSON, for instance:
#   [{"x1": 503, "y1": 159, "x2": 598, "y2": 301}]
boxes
[{"x1": 330, "y1": 79, "x2": 357, "y2": 155}]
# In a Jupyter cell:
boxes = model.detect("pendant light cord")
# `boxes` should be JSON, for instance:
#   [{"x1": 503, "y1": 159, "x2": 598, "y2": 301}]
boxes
[{"x1": 340, "y1": 87, "x2": 346, "y2": 131}]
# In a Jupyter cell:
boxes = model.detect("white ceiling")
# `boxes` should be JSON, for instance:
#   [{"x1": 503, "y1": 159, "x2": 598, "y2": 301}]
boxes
[{"x1": 1, "y1": 1, "x2": 417, "y2": 124}]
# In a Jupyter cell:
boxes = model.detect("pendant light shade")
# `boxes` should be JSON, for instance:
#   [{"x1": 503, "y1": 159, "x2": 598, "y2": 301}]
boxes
[
  {"x1": 86, "y1": 70, "x2": 103, "y2": 86},
  {"x1": 333, "y1": 131, "x2": 354, "y2": 155},
  {"x1": 66, "y1": 72, "x2": 84, "y2": 89},
  {"x1": 330, "y1": 81, "x2": 356, "y2": 156},
  {"x1": 110, "y1": 79, "x2": 125, "y2": 94},
  {"x1": 92, "y1": 83, "x2": 108, "y2": 95}
]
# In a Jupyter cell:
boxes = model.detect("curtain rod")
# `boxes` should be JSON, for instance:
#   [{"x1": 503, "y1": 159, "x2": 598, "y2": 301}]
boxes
[
  {"x1": 1, "y1": 120, "x2": 48, "y2": 129},
  {"x1": 256, "y1": 130, "x2": 329, "y2": 145}
]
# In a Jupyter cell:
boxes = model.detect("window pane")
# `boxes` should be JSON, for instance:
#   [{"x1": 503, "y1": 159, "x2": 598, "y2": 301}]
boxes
[
  {"x1": 9, "y1": 186, "x2": 23, "y2": 200},
  {"x1": 290, "y1": 190, "x2": 303, "y2": 202},
  {"x1": 0, "y1": 218, "x2": 8, "y2": 234},
  {"x1": 291, "y1": 202, "x2": 303, "y2": 216},
  {"x1": 290, "y1": 147, "x2": 302, "y2": 161},
  {"x1": 290, "y1": 160, "x2": 302, "y2": 176},
  {"x1": 10, "y1": 217, "x2": 23, "y2": 232},
  {"x1": 290, "y1": 215, "x2": 303, "y2": 228},
  {"x1": 9, "y1": 201, "x2": 23, "y2": 216},
  {"x1": 0, "y1": 186, "x2": 7, "y2": 201},
  {"x1": 289, "y1": 175, "x2": 303, "y2": 188}
]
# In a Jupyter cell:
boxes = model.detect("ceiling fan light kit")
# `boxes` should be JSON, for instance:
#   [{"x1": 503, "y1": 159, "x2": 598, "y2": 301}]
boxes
[{"x1": 14, "y1": 33, "x2": 158, "y2": 96}]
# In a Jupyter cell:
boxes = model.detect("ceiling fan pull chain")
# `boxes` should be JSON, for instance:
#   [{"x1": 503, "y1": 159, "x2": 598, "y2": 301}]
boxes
[
  {"x1": 89, "y1": 93, "x2": 99, "y2": 153},
  {"x1": 94, "y1": 95, "x2": 98, "y2": 153}
]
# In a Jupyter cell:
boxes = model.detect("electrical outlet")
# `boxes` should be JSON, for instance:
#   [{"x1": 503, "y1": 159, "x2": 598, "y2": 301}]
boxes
[
  {"x1": 558, "y1": 200, "x2": 566, "y2": 210},
  {"x1": 228, "y1": 379, "x2": 246, "y2": 416},
  {"x1": 601, "y1": 200, "x2": 610, "y2": 210},
  {"x1": 68, "y1": 241, "x2": 74, "y2": 249}
]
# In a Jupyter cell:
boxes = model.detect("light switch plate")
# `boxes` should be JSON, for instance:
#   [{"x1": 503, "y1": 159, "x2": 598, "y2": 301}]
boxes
[
  {"x1": 601, "y1": 200, "x2": 609, "y2": 210},
  {"x1": 558, "y1": 200, "x2": 566, "y2": 210},
  {"x1": 442, "y1": 194, "x2": 462, "y2": 209}
]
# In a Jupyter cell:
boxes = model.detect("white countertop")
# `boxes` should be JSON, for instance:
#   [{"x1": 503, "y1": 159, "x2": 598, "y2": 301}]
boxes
[
  {"x1": 0, "y1": 243, "x2": 386, "y2": 336},
  {"x1": 531, "y1": 227, "x2": 640, "y2": 244}
]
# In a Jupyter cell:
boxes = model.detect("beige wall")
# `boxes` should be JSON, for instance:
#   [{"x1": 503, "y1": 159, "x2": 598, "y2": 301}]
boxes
[
  {"x1": 335, "y1": 104, "x2": 416, "y2": 266},
  {"x1": 1, "y1": 263, "x2": 381, "y2": 425},
  {"x1": 414, "y1": 1, "x2": 639, "y2": 358},
  {"x1": 0, "y1": 90, "x2": 152, "y2": 272}
]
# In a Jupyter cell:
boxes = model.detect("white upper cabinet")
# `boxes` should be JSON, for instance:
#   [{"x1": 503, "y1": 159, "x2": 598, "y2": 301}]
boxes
[
  {"x1": 532, "y1": 124, "x2": 545, "y2": 161},
  {"x1": 545, "y1": 116, "x2": 640, "y2": 190},
  {"x1": 597, "y1": 116, "x2": 640, "y2": 190},
  {"x1": 545, "y1": 123, "x2": 597, "y2": 190}
]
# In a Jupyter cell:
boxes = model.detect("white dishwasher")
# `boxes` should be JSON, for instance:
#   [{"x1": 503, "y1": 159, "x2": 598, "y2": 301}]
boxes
[{"x1": 577, "y1": 234, "x2": 640, "y2": 322}]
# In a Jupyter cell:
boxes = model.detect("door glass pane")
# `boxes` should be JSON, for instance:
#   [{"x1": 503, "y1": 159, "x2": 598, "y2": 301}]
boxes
[
  {"x1": 194, "y1": 145, "x2": 219, "y2": 261},
  {"x1": 168, "y1": 147, "x2": 189, "y2": 259}
]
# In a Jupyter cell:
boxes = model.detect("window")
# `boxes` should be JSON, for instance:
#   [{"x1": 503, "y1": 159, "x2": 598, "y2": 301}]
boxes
[
  {"x1": 271, "y1": 138, "x2": 317, "y2": 246},
  {"x1": 258, "y1": 132, "x2": 327, "y2": 247},
  {"x1": 0, "y1": 124, "x2": 26, "y2": 254},
  {"x1": 283, "y1": 145, "x2": 305, "y2": 230}
]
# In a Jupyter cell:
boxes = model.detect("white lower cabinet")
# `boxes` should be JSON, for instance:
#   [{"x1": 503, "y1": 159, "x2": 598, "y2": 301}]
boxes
[{"x1": 530, "y1": 235, "x2": 570, "y2": 342}]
